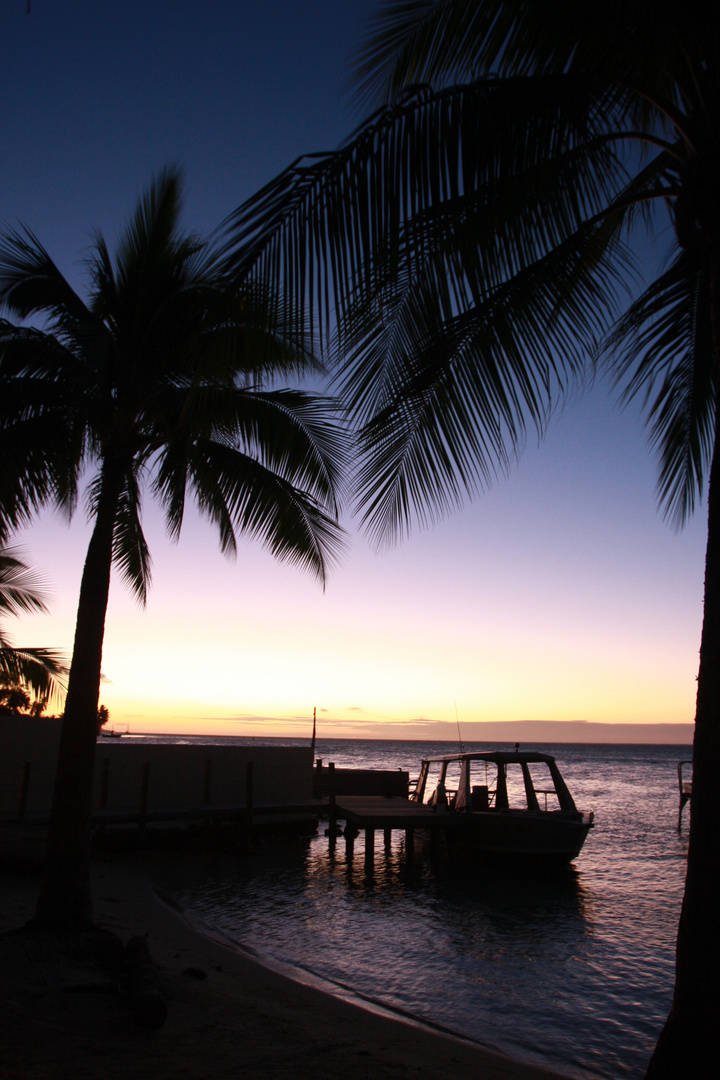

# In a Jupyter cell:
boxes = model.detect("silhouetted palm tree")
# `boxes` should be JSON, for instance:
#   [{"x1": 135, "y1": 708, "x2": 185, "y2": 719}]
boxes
[
  {"x1": 221, "y1": 3, "x2": 719, "y2": 1074},
  {"x1": 0, "y1": 168, "x2": 347, "y2": 926},
  {"x1": 0, "y1": 546, "x2": 66, "y2": 706}
]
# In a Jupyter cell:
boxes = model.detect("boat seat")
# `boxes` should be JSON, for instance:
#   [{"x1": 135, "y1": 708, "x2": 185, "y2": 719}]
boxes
[{"x1": 471, "y1": 785, "x2": 489, "y2": 811}]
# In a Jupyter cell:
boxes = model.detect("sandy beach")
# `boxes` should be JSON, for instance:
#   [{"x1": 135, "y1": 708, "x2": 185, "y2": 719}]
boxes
[{"x1": 0, "y1": 849, "x2": 573, "y2": 1080}]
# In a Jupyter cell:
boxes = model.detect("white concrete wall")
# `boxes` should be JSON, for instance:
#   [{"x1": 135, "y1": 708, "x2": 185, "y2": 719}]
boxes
[{"x1": 0, "y1": 718, "x2": 313, "y2": 818}]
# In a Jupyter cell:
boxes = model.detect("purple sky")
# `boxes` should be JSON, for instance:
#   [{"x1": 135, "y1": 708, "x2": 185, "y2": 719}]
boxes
[{"x1": 1, "y1": 1, "x2": 705, "y2": 741}]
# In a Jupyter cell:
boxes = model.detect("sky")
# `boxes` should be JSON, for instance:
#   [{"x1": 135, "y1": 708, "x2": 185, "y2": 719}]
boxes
[{"x1": 0, "y1": 0, "x2": 704, "y2": 743}]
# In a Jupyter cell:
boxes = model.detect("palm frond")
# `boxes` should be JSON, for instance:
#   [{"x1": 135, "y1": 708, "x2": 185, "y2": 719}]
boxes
[
  {"x1": 152, "y1": 383, "x2": 349, "y2": 577},
  {"x1": 223, "y1": 74, "x2": 629, "y2": 348},
  {"x1": 351, "y1": 0, "x2": 486, "y2": 107},
  {"x1": 220, "y1": 388, "x2": 349, "y2": 508},
  {"x1": 0, "y1": 546, "x2": 51, "y2": 618},
  {"x1": 0, "y1": 645, "x2": 67, "y2": 705},
  {"x1": 222, "y1": 75, "x2": 646, "y2": 541},
  {"x1": 184, "y1": 437, "x2": 346, "y2": 585},
  {"x1": 606, "y1": 246, "x2": 714, "y2": 526},
  {"x1": 0, "y1": 375, "x2": 85, "y2": 536},
  {"x1": 0, "y1": 227, "x2": 94, "y2": 330},
  {"x1": 113, "y1": 468, "x2": 152, "y2": 605},
  {"x1": 0, "y1": 546, "x2": 67, "y2": 705},
  {"x1": 351, "y1": 0, "x2": 718, "y2": 118},
  {"x1": 345, "y1": 207, "x2": 634, "y2": 541}
]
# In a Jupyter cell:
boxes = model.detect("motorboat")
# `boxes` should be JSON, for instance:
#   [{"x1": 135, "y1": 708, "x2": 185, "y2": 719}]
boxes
[
  {"x1": 410, "y1": 749, "x2": 594, "y2": 864},
  {"x1": 98, "y1": 723, "x2": 128, "y2": 739}
]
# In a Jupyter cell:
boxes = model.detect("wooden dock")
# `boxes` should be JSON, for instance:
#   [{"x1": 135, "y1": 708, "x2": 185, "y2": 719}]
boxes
[
  {"x1": 330, "y1": 795, "x2": 446, "y2": 868},
  {"x1": 334, "y1": 795, "x2": 441, "y2": 829}
]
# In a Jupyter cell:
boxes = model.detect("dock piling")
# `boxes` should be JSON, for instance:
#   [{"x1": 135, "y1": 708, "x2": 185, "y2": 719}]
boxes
[
  {"x1": 328, "y1": 762, "x2": 337, "y2": 836},
  {"x1": 365, "y1": 828, "x2": 375, "y2": 873},
  {"x1": 326, "y1": 795, "x2": 444, "y2": 864}
]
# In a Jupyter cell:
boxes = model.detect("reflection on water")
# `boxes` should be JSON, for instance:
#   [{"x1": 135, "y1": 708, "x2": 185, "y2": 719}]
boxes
[{"x1": 159, "y1": 742, "x2": 688, "y2": 1080}]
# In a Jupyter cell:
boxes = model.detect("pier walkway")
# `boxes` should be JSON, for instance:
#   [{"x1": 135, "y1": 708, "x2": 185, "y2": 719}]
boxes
[
  {"x1": 331, "y1": 795, "x2": 446, "y2": 868},
  {"x1": 334, "y1": 795, "x2": 440, "y2": 830}
]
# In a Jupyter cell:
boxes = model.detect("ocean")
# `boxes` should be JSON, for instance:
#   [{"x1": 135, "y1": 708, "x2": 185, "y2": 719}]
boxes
[{"x1": 135, "y1": 736, "x2": 691, "y2": 1079}]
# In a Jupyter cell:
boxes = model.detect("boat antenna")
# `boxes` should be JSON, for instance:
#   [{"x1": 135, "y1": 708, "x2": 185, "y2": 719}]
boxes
[
  {"x1": 455, "y1": 701, "x2": 465, "y2": 753},
  {"x1": 310, "y1": 706, "x2": 317, "y2": 761}
]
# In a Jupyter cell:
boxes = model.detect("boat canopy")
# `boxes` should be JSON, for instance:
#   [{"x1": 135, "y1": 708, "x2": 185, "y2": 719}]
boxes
[{"x1": 414, "y1": 751, "x2": 579, "y2": 814}]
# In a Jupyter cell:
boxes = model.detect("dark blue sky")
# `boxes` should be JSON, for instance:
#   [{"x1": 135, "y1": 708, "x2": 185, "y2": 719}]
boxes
[{"x1": 2, "y1": 1, "x2": 373, "y2": 285}]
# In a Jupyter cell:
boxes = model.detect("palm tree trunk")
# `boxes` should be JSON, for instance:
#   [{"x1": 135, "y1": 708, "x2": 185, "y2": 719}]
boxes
[
  {"x1": 34, "y1": 461, "x2": 122, "y2": 927},
  {"x1": 646, "y1": 406, "x2": 720, "y2": 1076}
]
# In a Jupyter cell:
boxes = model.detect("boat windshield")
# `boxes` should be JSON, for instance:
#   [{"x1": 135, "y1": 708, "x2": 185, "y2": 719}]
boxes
[
  {"x1": 525, "y1": 761, "x2": 563, "y2": 812},
  {"x1": 489, "y1": 759, "x2": 566, "y2": 812},
  {"x1": 422, "y1": 758, "x2": 463, "y2": 806},
  {"x1": 417, "y1": 756, "x2": 572, "y2": 813}
]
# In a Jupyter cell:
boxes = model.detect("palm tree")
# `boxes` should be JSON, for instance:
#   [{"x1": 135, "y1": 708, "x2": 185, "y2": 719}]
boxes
[
  {"x1": 220, "y1": 2, "x2": 719, "y2": 1074},
  {"x1": 0, "y1": 546, "x2": 66, "y2": 707},
  {"x1": 0, "y1": 168, "x2": 347, "y2": 927}
]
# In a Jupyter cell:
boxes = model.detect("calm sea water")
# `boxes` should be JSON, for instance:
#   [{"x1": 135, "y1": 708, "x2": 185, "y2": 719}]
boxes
[{"x1": 138, "y1": 737, "x2": 691, "y2": 1080}]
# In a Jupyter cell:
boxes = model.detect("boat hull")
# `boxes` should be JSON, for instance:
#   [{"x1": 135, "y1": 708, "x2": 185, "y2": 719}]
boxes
[{"x1": 444, "y1": 809, "x2": 592, "y2": 864}]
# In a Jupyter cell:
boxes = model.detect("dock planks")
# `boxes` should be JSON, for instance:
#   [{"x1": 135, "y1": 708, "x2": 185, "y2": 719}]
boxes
[{"x1": 334, "y1": 795, "x2": 444, "y2": 830}]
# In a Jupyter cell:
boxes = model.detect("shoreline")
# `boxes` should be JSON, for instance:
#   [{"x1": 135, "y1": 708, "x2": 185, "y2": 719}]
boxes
[
  {"x1": 178, "y1": 891, "x2": 507, "y2": 1053},
  {"x1": 0, "y1": 849, "x2": 573, "y2": 1080}
]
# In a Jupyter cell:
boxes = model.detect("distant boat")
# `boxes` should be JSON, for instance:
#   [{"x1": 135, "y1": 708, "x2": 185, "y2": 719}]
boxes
[
  {"x1": 410, "y1": 749, "x2": 594, "y2": 864},
  {"x1": 98, "y1": 724, "x2": 128, "y2": 739}
]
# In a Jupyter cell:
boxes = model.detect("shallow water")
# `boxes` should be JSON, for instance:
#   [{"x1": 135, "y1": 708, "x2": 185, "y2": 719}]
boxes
[{"x1": 146, "y1": 738, "x2": 690, "y2": 1079}]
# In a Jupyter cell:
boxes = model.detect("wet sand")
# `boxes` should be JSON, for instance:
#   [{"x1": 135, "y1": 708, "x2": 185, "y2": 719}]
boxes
[{"x1": 0, "y1": 851, "x2": 571, "y2": 1080}]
